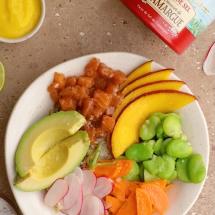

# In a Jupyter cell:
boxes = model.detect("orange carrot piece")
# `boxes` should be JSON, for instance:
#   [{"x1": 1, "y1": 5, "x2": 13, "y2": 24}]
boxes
[
  {"x1": 117, "y1": 160, "x2": 133, "y2": 177},
  {"x1": 146, "y1": 180, "x2": 168, "y2": 190},
  {"x1": 94, "y1": 162, "x2": 116, "y2": 178},
  {"x1": 140, "y1": 184, "x2": 169, "y2": 215},
  {"x1": 94, "y1": 160, "x2": 133, "y2": 179},
  {"x1": 112, "y1": 180, "x2": 130, "y2": 201},
  {"x1": 116, "y1": 192, "x2": 137, "y2": 215},
  {"x1": 136, "y1": 188, "x2": 153, "y2": 215},
  {"x1": 105, "y1": 195, "x2": 124, "y2": 214},
  {"x1": 127, "y1": 182, "x2": 139, "y2": 196}
]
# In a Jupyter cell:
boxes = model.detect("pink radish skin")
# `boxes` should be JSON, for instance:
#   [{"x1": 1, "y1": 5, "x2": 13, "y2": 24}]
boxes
[
  {"x1": 203, "y1": 42, "x2": 215, "y2": 76},
  {"x1": 93, "y1": 177, "x2": 113, "y2": 199},
  {"x1": 80, "y1": 195, "x2": 103, "y2": 215},
  {"x1": 44, "y1": 179, "x2": 68, "y2": 207},
  {"x1": 62, "y1": 175, "x2": 82, "y2": 210},
  {"x1": 82, "y1": 170, "x2": 96, "y2": 196},
  {"x1": 61, "y1": 187, "x2": 83, "y2": 215}
]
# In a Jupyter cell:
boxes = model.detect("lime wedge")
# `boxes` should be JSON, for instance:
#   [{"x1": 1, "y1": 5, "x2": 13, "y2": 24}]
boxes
[{"x1": 0, "y1": 62, "x2": 5, "y2": 91}]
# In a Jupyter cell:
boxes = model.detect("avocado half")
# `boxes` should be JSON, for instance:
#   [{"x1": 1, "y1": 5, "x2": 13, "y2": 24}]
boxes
[
  {"x1": 15, "y1": 131, "x2": 90, "y2": 191},
  {"x1": 15, "y1": 111, "x2": 86, "y2": 177}
]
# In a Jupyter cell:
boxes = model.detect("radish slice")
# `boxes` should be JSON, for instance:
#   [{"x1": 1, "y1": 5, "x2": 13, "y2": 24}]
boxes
[
  {"x1": 99, "y1": 200, "x2": 105, "y2": 215},
  {"x1": 44, "y1": 179, "x2": 68, "y2": 207},
  {"x1": 82, "y1": 170, "x2": 96, "y2": 196},
  {"x1": 80, "y1": 195, "x2": 102, "y2": 215},
  {"x1": 93, "y1": 177, "x2": 113, "y2": 199},
  {"x1": 203, "y1": 42, "x2": 215, "y2": 76},
  {"x1": 61, "y1": 187, "x2": 83, "y2": 215},
  {"x1": 62, "y1": 175, "x2": 82, "y2": 210},
  {"x1": 65, "y1": 167, "x2": 83, "y2": 185},
  {"x1": 73, "y1": 167, "x2": 84, "y2": 184}
]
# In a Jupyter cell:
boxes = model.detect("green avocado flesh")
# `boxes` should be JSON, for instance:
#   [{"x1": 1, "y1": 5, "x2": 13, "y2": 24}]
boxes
[
  {"x1": 15, "y1": 111, "x2": 86, "y2": 177},
  {"x1": 15, "y1": 131, "x2": 90, "y2": 191}
]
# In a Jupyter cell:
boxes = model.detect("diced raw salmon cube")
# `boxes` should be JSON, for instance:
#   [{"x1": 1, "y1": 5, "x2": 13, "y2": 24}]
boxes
[
  {"x1": 101, "y1": 115, "x2": 116, "y2": 133},
  {"x1": 78, "y1": 76, "x2": 94, "y2": 88},
  {"x1": 84, "y1": 58, "x2": 100, "y2": 77}
]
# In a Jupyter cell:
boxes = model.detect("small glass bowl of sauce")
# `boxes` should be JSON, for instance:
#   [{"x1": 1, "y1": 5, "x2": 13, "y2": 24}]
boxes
[{"x1": 0, "y1": 0, "x2": 45, "y2": 43}]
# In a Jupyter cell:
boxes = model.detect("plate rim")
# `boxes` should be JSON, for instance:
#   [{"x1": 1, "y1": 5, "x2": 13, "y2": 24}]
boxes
[{"x1": 4, "y1": 52, "x2": 210, "y2": 215}]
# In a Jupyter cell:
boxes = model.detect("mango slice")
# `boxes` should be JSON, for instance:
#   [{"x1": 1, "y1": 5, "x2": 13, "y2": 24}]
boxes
[
  {"x1": 113, "y1": 80, "x2": 185, "y2": 119},
  {"x1": 121, "y1": 60, "x2": 153, "y2": 89},
  {"x1": 122, "y1": 69, "x2": 173, "y2": 96},
  {"x1": 111, "y1": 90, "x2": 196, "y2": 158}
]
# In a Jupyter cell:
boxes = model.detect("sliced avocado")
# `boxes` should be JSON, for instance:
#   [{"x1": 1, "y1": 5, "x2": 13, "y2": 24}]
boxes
[
  {"x1": 15, "y1": 131, "x2": 90, "y2": 191},
  {"x1": 15, "y1": 111, "x2": 86, "y2": 177}
]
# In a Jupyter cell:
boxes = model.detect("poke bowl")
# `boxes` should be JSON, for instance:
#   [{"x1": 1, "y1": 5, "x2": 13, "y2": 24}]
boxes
[{"x1": 5, "y1": 52, "x2": 209, "y2": 215}]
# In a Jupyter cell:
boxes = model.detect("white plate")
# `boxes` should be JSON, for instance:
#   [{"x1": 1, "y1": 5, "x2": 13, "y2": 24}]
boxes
[{"x1": 5, "y1": 52, "x2": 209, "y2": 215}]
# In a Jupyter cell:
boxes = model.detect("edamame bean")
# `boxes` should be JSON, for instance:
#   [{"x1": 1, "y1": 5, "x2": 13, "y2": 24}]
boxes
[
  {"x1": 153, "y1": 138, "x2": 163, "y2": 155},
  {"x1": 188, "y1": 154, "x2": 206, "y2": 183},
  {"x1": 176, "y1": 158, "x2": 190, "y2": 182},
  {"x1": 123, "y1": 161, "x2": 140, "y2": 181},
  {"x1": 168, "y1": 170, "x2": 177, "y2": 182},
  {"x1": 144, "y1": 169, "x2": 158, "y2": 182},
  {"x1": 151, "y1": 112, "x2": 166, "y2": 120},
  {"x1": 166, "y1": 113, "x2": 181, "y2": 121},
  {"x1": 166, "y1": 139, "x2": 192, "y2": 158},
  {"x1": 143, "y1": 155, "x2": 164, "y2": 176},
  {"x1": 144, "y1": 140, "x2": 155, "y2": 147},
  {"x1": 156, "y1": 123, "x2": 164, "y2": 138},
  {"x1": 160, "y1": 138, "x2": 172, "y2": 155},
  {"x1": 158, "y1": 155, "x2": 175, "y2": 180},
  {"x1": 180, "y1": 134, "x2": 188, "y2": 141},
  {"x1": 149, "y1": 115, "x2": 161, "y2": 128},
  {"x1": 163, "y1": 114, "x2": 182, "y2": 138},
  {"x1": 125, "y1": 143, "x2": 153, "y2": 162},
  {"x1": 139, "y1": 120, "x2": 156, "y2": 140}
]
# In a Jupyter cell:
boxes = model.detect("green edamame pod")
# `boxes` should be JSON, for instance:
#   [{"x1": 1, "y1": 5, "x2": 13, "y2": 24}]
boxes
[
  {"x1": 125, "y1": 143, "x2": 153, "y2": 162},
  {"x1": 139, "y1": 120, "x2": 156, "y2": 141},
  {"x1": 188, "y1": 154, "x2": 206, "y2": 183},
  {"x1": 176, "y1": 158, "x2": 190, "y2": 182},
  {"x1": 163, "y1": 114, "x2": 182, "y2": 138},
  {"x1": 166, "y1": 139, "x2": 192, "y2": 158},
  {"x1": 123, "y1": 161, "x2": 140, "y2": 181}
]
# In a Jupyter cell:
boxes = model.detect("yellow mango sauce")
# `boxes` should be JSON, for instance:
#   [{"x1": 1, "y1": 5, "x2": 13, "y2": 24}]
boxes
[{"x1": 0, "y1": 0, "x2": 41, "y2": 39}]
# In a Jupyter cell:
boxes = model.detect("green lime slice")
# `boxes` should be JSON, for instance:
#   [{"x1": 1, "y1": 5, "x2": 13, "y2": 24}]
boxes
[{"x1": 0, "y1": 62, "x2": 5, "y2": 91}]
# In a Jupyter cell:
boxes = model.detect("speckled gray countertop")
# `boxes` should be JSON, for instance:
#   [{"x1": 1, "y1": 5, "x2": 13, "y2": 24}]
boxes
[{"x1": 0, "y1": 1, "x2": 214, "y2": 214}]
